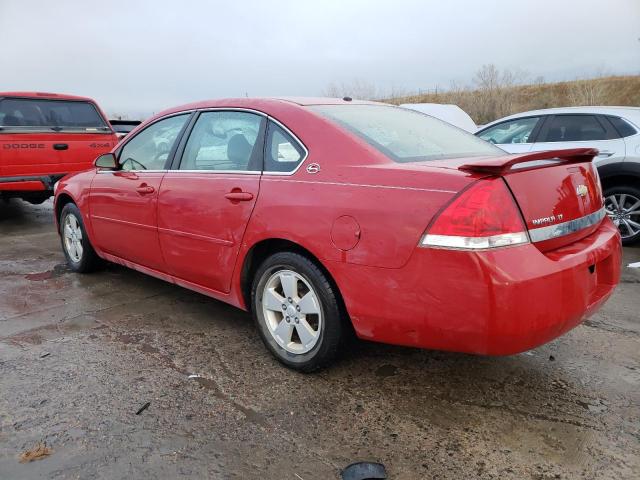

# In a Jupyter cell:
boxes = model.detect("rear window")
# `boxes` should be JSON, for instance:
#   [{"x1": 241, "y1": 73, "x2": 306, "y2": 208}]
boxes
[
  {"x1": 310, "y1": 104, "x2": 502, "y2": 162},
  {"x1": 0, "y1": 97, "x2": 110, "y2": 132}
]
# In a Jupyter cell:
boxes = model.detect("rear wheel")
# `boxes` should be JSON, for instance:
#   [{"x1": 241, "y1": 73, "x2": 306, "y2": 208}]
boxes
[
  {"x1": 59, "y1": 203, "x2": 101, "y2": 272},
  {"x1": 604, "y1": 185, "x2": 640, "y2": 245},
  {"x1": 251, "y1": 252, "x2": 344, "y2": 372}
]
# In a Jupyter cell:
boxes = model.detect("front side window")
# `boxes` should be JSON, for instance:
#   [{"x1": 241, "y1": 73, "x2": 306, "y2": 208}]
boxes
[
  {"x1": 0, "y1": 98, "x2": 109, "y2": 131},
  {"x1": 179, "y1": 111, "x2": 263, "y2": 171},
  {"x1": 477, "y1": 117, "x2": 540, "y2": 145},
  {"x1": 312, "y1": 105, "x2": 501, "y2": 163},
  {"x1": 542, "y1": 115, "x2": 607, "y2": 142},
  {"x1": 264, "y1": 122, "x2": 305, "y2": 172},
  {"x1": 119, "y1": 114, "x2": 188, "y2": 171}
]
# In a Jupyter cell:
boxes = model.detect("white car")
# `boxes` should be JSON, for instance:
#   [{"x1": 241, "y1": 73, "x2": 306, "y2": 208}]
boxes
[
  {"x1": 476, "y1": 107, "x2": 640, "y2": 244},
  {"x1": 400, "y1": 103, "x2": 477, "y2": 132}
]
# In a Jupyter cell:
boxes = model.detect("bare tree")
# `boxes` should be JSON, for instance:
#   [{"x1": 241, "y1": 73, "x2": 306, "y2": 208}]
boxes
[
  {"x1": 323, "y1": 78, "x2": 378, "y2": 100},
  {"x1": 471, "y1": 64, "x2": 529, "y2": 123},
  {"x1": 568, "y1": 78, "x2": 607, "y2": 106}
]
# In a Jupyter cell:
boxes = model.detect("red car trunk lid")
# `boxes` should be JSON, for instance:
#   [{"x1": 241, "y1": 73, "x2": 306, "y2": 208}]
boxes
[{"x1": 459, "y1": 148, "x2": 605, "y2": 251}]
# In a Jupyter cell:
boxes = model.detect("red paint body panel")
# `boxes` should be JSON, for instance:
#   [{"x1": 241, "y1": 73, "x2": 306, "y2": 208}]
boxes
[
  {"x1": 324, "y1": 219, "x2": 620, "y2": 354},
  {"x1": 54, "y1": 98, "x2": 622, "y2": 357},
  {"x1": 0, "y1": 92, "x2": 117, "y2": 194},
  {"x1": 89, "y1": 171, "x2": 165, "y2": 270},
  {"x1": 157, "y1": 173, "x2": 260, "y2": 293},
  {"x1": 504, "y1": 162, "x2": 603, "y2": 248},
  {"x1": 0, "y1": 180, "x2": 45, "y2": 191}
]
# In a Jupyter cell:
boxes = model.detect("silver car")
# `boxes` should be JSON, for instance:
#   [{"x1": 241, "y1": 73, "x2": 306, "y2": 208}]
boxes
[{"x1": 477, "y1": 107, "x2": 640, "y2": 244}]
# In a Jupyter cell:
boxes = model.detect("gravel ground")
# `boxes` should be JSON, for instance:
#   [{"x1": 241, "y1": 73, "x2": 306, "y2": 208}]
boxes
[{"x1": 1, "y1": 199, "x2": 639, "y2": 480}]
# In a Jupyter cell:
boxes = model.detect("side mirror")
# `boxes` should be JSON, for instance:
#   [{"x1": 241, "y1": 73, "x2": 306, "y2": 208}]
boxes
[{"x1": 94, "y1": 153, "x2": 118, "y2": 170}]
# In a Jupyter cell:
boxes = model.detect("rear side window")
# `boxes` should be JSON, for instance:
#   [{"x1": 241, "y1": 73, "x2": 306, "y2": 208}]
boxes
[
  {"x1": 0, "y1": 98, "x2": 109, "y2": 131},
  {"x1": 541, "y1": 115, "x2": 607, "y2": 142},
  {"x1": 263, "y1": 122, "x2": 306, "y2": 172},
  {"x1": 311, "y1": 104, "x2": 501, "y2": 163},
  {"x1": 179, "y1": 111, "x2": 263, "y2": 171},
  {"x1": 477, "y1": 117, "x2": 541, "y2": 145},
  {"x1": 607, "y1": 116, "x2": 637, "y2": 138}
]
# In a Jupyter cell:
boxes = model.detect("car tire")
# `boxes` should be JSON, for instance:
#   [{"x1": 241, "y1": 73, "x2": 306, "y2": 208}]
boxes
[
  {"x1": 604, "y1": 184, "x2": 640, "y2": 246},
  {"x1": 251, "y1": 252, "x2": 344, "y2": 372},
  {"x1": 59, "y1": 203, "x2": 101, "y2": 273}
]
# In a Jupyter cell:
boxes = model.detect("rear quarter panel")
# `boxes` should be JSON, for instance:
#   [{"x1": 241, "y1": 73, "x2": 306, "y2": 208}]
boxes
[{"x1": 239, "y1": 103, "x2": 477, "y2": 269}]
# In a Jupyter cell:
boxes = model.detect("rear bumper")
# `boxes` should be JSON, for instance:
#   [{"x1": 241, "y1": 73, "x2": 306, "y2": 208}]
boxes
[
  {"x1": 329, "y1": 218, "x2": 622, "y2": 355},
  {"x1": 0, "y1": 174, "x2": 65, "y2": 192}
]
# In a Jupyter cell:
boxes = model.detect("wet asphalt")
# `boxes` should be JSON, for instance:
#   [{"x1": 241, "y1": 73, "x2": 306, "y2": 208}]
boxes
[{"x1": 0, "y1": 199, "x2": 638, "y2": 480}]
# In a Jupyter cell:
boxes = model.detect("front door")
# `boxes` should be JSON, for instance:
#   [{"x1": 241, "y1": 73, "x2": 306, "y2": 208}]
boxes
[
  {"x1": 157, "y1": 110, "x2": 265, "y2": 293},
  {"x1": 89, "y1": 113, "x2": 190, "y2": 270}
]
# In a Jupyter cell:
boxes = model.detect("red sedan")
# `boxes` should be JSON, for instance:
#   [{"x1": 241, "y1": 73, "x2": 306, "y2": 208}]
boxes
[{"x1": 53, "y1": 98, "x2": 621, "y2": 371}]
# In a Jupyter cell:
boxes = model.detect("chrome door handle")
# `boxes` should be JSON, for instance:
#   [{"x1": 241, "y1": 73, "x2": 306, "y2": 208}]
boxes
[
  {"x1": 136, "y1": 184, "x2": 155, "y2": 194},
  {"x1": 224, "y1": 191, "x2": 254, "y2": 201}
]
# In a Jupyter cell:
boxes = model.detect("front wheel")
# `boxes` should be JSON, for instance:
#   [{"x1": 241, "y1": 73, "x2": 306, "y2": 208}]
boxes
[
  {"x1": 251, "y1": 252, "x2": 345, "y2": 372},
  {"x1": 59, "y1": 203, "x2": 101, "y2": 272},
  {"x1": 604, "y1": 185, "x2": 640, "y2": 245}
]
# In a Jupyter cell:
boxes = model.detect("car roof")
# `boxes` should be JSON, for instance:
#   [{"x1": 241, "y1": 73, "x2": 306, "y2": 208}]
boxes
[
  {"x1": 482, "y1": 106, "x2": 640, "y2": 129},
  {"x1": 0, "y1": 91, "x2": 97, "y2": 102},
  {"x1": 152, "y1": 97, "x2": 386, "y2": 120}
]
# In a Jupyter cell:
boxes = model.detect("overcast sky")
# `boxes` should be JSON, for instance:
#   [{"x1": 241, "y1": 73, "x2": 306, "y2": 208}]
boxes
[{"x1": 1, "y1": 0, "x2": 638, "y2": 118}]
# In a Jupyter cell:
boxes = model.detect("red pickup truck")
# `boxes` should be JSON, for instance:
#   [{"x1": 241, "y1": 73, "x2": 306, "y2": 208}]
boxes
[{"x1": 0, "y1": 92, "x2": 118, "y2": 204}]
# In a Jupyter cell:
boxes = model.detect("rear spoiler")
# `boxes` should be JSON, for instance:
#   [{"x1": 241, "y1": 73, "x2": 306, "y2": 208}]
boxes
[{"x1": 459, "y1": 148, "x2": 598, "y2": 174}]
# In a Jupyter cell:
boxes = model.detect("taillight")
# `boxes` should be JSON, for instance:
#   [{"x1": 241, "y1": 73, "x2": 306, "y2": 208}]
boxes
[{"x1": 420, "y1": 178, "x2": 529, "y2": 249}]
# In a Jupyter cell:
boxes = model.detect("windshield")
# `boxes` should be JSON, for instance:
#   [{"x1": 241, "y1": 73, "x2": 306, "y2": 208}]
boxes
[
  {"x1": 0, "y1": 97, "x2": 110, "y2": 132},
  {"x1": 310, "y1": 104, "x2": 502, "y2": 162}
]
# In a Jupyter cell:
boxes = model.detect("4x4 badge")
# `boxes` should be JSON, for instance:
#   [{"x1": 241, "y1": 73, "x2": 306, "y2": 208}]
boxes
[{"x1": 306, "y1": 163, "x2": 320, "y2": 174}]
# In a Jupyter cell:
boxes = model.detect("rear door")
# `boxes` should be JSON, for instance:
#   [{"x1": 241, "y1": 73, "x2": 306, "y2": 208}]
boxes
[
  {"x1": 476, "y1": 116, "x2": 543, "y2": 154},
  {"x1": 89, "y1": 113, "x2": 191, "y2": 270},
  {"x1": 157, "y1": 110, "x2": 265, "y2": 293},
  {"x1": 531, "y1": 114, "x2": 626, "y2": 167},
  {"x1": 0, "y1": 97, "x2": 117, "y2": 180}
]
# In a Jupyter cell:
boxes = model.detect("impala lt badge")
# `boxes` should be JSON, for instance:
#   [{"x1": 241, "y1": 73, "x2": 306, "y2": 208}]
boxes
[
  {"x1": 532, "y1": 213, "x2": 564, "y2": 226},
  {"x1": 576, "y1": 184, "x2": 588, "y2": 197}
]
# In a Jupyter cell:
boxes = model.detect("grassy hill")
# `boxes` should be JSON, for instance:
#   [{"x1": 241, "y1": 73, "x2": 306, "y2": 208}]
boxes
[{"x1": 385, "y1": 75, "x2": 640, "y2": 124}]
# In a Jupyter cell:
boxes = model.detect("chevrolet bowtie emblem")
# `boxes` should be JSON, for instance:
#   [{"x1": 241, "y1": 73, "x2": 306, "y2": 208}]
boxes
[{"x1": 576, "y1": 185, "x2": 588, "y2": 197}]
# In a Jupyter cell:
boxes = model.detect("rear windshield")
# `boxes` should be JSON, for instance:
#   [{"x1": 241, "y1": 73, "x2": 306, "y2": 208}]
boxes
[
  {"x1": 0, "y1": 97, "x2": 110, "y2": 132},
  {"x1": 310, "y1": 104, "x2": 502, "y2": 162}
]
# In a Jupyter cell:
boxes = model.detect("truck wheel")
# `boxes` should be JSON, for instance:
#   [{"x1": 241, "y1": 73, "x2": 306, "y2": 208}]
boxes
[
  {"x1": 251, "y1": 252, "x2": 344, "y2": 372},
  {"x1": 604, "y1": 185, "x2": 640, "y2": 245},
  {"x1": 59, "y1": 203, "x2": 101, "y2": 272}
]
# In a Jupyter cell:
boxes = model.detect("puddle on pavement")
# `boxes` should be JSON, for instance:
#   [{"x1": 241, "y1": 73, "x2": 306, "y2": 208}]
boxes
[
  {"x1": 375, "y1": 364, "x2": 398, "y2": 378},
  {"x1": 25, "y1": 264, "x2": 70, "y2": 281},
  {"x1": 105, "y1": 329, "x2": 268, "y2": 426},
  {"x1": 2, "y1": 314, "x2": 100, "y2": 346}
]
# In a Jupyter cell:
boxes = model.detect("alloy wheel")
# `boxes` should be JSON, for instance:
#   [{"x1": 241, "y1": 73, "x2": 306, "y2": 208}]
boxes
[
  {"x1": 261, "y1": 269, "x2": 322, "y2": 354},
  {"x1": 605, "y1": 193, "x2": 640, "y2": 240},
  {"x1": 63, "y1": 213, "x2": 84, "y2": 263}
]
